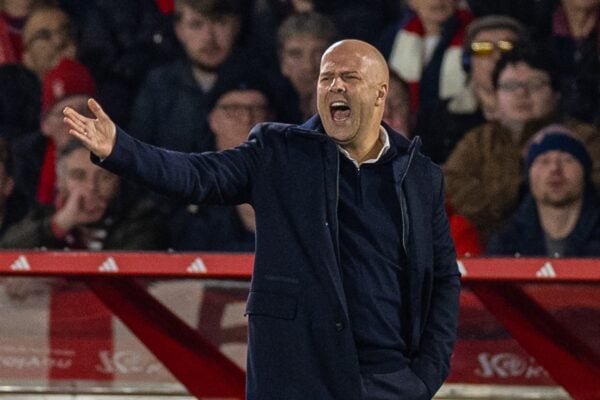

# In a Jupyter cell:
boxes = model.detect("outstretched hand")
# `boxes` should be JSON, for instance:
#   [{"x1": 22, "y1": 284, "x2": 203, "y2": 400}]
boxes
[{"x1": 63, "y1": 98, "x2": 116, "y2": 159}]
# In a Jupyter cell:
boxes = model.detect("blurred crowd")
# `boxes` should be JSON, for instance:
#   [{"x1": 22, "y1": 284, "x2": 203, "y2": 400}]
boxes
[{"x1": 1, "y1": 0, "x2": 600, "y2": 258}]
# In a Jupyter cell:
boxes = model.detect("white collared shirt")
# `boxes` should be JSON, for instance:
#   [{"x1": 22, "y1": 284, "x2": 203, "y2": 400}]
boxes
[{"x1": 337, "y1": 126, "x2": 391, "y2": 169}]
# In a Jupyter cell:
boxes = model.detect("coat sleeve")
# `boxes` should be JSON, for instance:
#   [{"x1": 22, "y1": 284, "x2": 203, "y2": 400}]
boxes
[
  {"x1": 411, "y1": 167, "x2": 461, "y2": 397},
  {"x1": 95, "y1": 126, "x2": 264, "y2": 206}
]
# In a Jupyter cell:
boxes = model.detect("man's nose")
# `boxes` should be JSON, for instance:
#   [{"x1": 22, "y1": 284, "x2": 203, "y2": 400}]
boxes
[
  {"x1": 239, "y1": 110, "x2": 254, "y2": 125},
  {"x1": 87, "y1": 177, "x2": 102, "y2": 193},
  {"x1": 548, "y1": 159, "x2": 564, "y2": 173},
  {"x1": 330, "y1": 77, "x2": 346, "y2": 93},
  {"x1": 205, "y1": 21, "x2": 220, "y2": 41},
  {"x1": 50, "y1": 31, "x2": 68, "y2": 47},
  {"x1": 298, "y1": 53, "x2": 317, "y2": 72}
]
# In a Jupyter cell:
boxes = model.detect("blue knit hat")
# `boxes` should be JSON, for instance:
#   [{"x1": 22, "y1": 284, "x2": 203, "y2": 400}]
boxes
[{"x1": 525, "y1": 125, "x2": 592, "y2": 176}]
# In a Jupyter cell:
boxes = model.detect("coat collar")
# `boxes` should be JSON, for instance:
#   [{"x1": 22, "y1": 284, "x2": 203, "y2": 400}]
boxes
[{"x1": 293, "y1": 114, "x2": 416, "y2": 153}]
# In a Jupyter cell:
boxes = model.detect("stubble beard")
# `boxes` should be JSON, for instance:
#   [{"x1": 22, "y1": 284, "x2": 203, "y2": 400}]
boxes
[{"x1": 538, "y1": 190, "x2": 581, "y2": 208}]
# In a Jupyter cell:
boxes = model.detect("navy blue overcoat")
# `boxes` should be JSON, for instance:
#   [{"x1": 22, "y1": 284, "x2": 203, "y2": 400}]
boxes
[{"x1": 97, "y1": 115, "x2": 460, "y2": 400}]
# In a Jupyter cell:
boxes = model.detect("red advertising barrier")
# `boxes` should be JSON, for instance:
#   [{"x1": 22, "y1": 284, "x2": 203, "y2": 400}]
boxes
[{"x1": 0, "y1": 252, "x2": 599, "y2": 399}]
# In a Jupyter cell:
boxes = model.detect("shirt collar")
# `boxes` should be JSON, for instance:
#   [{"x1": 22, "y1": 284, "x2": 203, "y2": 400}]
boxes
[{"x1": 338, "y1": 126, "x2": 391, "y2": 168}]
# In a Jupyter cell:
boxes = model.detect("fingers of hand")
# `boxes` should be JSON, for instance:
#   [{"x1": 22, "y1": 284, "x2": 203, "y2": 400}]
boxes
[
  {"x1": 64, "y1": 116, "x2": 87, "y2": 138},
  {"x1": 63, "y1": 106, "x2": 87, "y2": 123},
  {"x1": 63, "y1": 109, "x2": 93, "y2": 138},
  {"x1": 88, "y1": 98, "x2": 107, "y2": 121}
]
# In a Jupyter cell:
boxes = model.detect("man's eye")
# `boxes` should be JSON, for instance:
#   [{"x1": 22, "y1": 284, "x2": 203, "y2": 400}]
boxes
[
  {"x1": 285, "y1": 50, "x2": 303, "y2": 60},
  {"x1": 188, "y1": 21, "x2": 204, "y2": 30}
]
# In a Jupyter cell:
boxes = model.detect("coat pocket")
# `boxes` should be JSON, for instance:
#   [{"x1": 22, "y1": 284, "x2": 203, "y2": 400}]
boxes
[{"x1": 245, "y1": 291, "x2": 297, "y2": 320}]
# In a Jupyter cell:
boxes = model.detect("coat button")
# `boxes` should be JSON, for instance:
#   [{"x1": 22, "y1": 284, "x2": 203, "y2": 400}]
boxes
[{"x1": 335, "y1": 321, "x2": 344, "y2": 332}]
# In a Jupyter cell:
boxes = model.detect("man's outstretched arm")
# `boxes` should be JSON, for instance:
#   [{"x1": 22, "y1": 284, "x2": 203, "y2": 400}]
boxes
[
  {"x1": 63, "y1": 98, "x2": 260, "y2": 206},
  {"x1": 63, "y1": 98, "x2": 116, "y2": 159}
]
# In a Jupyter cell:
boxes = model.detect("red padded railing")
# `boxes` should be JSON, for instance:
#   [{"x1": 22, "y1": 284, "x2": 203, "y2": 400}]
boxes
[{"x1": 1, "y1": 251, "x2": 599, "y2": 281}]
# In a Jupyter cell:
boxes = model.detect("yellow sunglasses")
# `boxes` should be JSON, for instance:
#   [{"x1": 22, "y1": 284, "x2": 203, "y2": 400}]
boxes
[{"x1": 470, "y1": 40, "x2": 515, "y2": 56}]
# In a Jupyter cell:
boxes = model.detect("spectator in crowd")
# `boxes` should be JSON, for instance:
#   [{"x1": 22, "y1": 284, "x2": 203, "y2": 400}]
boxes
[
  {"x1": 532, "y1": 0, "x2": 600, "y2": 124},
  {"x1": 21, "y1": 5, "x2": 76, "y2": 79},
  {"x1": 457, "y1": 15, "x2": 529, "y2": 122},
  {"x1": 417, "y1": 15, "x2": 530, "y2": 164},
  {"x1": 276, "y1": 11, "x2": 337, "y2": 121},
  {"x1": 247, "y1": 0, "x2": 318, "y2": 69},
  {"x1": 379, "y1": 0, "x2": 473, "y2": 115},
  {"x1": 0, "y1": 0, "x2": 34, "y2": 64},
  {"x1": 487, "y1": 125, "x2": 600, "y2": 256},
  {"x1": 11, "y1": 58, "x2": 95, "y2": 206},
  {"x1": 382, "y1": 69, "x2": 413, "y2": 137},
  {"x1": 128, "y1": 0, "x2": 267, "y2": 153},
  {"x1": 1, "y1": 0, "x2": 56, "y2": 64},
  {"x1": 249, "y1": 0, "x2": 399, "y2": 68},
  {"x1": 0, "y1": 137, "x2": 28, "y2": 236},
  {"x1": 0, "y1": 139, "x2": 168, "y2": 249},
  {"x1": 74, "y1": 0, "x2": 179, "y2": 127},
  {"x1": 444, "y1": 46, "x2": 600, "y2": 242},
  {"x1": 0, "y1": 64, "x2": 40, "y2": 141},
  {"x1": 170, "y1": 78, "x2": 279, "y2": 251},
  {"x1": 1, "y1": 139, "x2": 166, "y2": 341}
]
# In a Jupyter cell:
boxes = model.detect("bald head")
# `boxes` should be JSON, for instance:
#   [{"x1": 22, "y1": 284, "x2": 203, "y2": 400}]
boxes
[
  {"x1": 322, "y1": 39, "x2": 389, "y2": 87},
  {"x1": 317, "y1": 39, "x2": 390, "y2": 161}
]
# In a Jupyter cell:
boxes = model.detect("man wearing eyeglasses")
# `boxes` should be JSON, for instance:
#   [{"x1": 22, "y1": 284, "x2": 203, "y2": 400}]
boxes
[
  {"x1": 417, "y1": 15, "x2": 530, "y2": 164},
  {"x1": 170, "y1": 78, "x2": 277, "y2": 252},
  {"x1": 463, "y1": 16, "x2": 529, "y2": 121},
  {"x1": 21, "y1": 6, "x2": 76, "y2": 79}
]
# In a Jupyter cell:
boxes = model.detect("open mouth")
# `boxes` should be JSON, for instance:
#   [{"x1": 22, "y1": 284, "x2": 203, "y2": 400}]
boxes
[{"x1": 330, "y1": 101, "x2": 351, "y2": 122}]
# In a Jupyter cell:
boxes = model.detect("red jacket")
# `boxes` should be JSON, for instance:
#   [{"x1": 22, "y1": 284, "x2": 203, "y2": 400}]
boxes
[{"x1": 446, "y1": 201, "x2": 483, "y2": 257}]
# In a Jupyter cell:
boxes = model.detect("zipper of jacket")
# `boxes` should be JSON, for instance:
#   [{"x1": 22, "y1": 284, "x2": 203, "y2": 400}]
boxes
[
  {"x1": 399, "y1": 139, "x2": 419, "y2": 356},
  {"x1": 355, "y1": 166, "x2": 362, "y2": 205},
  {"x1": 399, "y1": 143, "x2": 417, "y2": 254},
  {"x1": 334, "y1": 150, "x2": 341, "y2": 269}
]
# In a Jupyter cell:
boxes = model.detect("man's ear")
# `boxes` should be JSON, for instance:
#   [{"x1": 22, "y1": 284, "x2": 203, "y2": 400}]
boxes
[
  {"x1": 40, "y1": 116, "x2": 51, "y2": 137},
  {"x1": 375, "y1": 83, "x2": 388, "y2": 106}
]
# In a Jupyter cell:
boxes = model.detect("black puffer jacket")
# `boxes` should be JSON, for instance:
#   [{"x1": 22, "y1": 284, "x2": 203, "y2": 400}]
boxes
[{"x1": 487, "y1": 189, "x2": 600, "y2": 257}]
